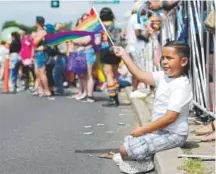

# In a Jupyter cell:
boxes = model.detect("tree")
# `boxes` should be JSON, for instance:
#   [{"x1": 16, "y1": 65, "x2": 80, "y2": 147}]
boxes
[
  {"x1": 1, "y1": 20, "x2": 37, "y2": 33},
  {"x1": 2, "y1": 20, "x2": 72, "y2": 33},
  {"x1": 2, "y1": 21, "x2": 18, "y2": 29}
]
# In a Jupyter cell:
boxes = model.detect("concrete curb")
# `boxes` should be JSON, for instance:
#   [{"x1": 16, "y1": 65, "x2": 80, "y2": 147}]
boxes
[{"x1": 124, "y1": 87, "x2": 184, "y2": 174}]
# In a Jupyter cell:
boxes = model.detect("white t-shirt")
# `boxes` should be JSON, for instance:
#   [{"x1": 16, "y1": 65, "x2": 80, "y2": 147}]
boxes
[
  {"x1": 126, "y1": 14, "x2": 145, "y2": 52},
  {"x1": 152, "y1": 71, "x2": 192, "y2": 136},
  {"x1": 0, "y1": 45, "x2": 9, "y2": 63}
]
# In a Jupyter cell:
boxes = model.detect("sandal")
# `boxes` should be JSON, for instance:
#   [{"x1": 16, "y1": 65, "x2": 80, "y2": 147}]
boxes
[
  {"x1": 195, "y1": 121, "x2": 215, "y2": 136},
  {"x1": 44, "y1": 91, "x2": 52, "y2": 97},
  {"x1": 201, "y1": 131, "x2": 216, "y2": 142}
]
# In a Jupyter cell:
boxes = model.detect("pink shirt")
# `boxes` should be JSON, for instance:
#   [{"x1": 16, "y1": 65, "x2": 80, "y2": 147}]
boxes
[{"x1": 20, "y1": 35, "x2": 34, "y2": 59}]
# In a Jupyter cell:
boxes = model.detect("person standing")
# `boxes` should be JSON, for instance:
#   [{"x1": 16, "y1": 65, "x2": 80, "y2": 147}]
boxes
[
  {"x1": 20, "y1": 27, "x2": 35, "y2": 90},
  {"x1": 126, "y1": 1, "x2": 151, "y2": 98},
  {"x1": 33, "y1": 16, "x2": 51, "y2": 97},
  {"x1": 9, "y1": 32, "x2": 21, "y2": 93},
  {"x1": 99, "y1": 7, "x2": 123, "y2": 107}
]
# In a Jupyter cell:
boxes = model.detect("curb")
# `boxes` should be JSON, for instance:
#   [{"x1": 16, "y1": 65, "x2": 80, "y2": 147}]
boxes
[{"x1": 124, "y1": 87, "x2": 184, "y2": 174}]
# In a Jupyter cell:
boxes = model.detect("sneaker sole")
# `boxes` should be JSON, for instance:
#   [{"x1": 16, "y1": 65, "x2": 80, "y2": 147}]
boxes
[{"x1": 119, "y1": 160, "x2": 154, "y2": 174}]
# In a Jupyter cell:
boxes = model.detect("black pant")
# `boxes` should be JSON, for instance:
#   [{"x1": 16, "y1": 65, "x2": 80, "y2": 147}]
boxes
[
  {"x1": 22, "y1": 65, "x2": 36, "y2": 88},
  {"x1": 46, "y1": 64, "x2": 55, "y2": 87}
]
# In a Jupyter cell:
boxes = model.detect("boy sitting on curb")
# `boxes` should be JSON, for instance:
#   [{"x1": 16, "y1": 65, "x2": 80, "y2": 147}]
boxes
[{"x1": 112, "y1": 41, "x2": 192, "y2": 173}]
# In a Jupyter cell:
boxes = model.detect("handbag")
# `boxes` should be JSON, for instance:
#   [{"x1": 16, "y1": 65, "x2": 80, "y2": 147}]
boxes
[
  {"x1": 66, "y1": 50, "x2": 87, "y2": 74},
  {"x1": 204, "y1": 10, "x2": 216, "y2": 33}
]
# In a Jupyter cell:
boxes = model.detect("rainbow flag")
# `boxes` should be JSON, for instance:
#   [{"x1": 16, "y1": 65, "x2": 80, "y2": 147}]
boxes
[
  {"x1": 45, "y1": 31, "x2": 94, "y2": 46},
  {"x1": 75, "y1": 8, "x2": 103, "y2": 32}
]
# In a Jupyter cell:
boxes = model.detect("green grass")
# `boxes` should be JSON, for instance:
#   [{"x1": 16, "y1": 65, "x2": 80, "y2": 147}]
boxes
[{"x1": 177, "y1": 159, "x2": 207, "y2": 174}]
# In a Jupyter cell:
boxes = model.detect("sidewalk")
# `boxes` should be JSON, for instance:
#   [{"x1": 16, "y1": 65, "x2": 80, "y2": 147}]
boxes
[{"x1": 125, "y1": 87, "x2": 215, "y2": 174}]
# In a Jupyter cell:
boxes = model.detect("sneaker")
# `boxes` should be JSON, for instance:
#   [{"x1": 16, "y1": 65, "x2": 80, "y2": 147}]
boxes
[
  {"x1": 63, "y1": 81, "x2": 69, "y2": 88},
  {"x1": 112, "y1": 153, "x2": 122, "y2": 166},
  {"x1": 54, "y1": 90, "x2": 64, "y2": 96},
  {"x1": 79, "y1": 96, "x2": 95, "y2": 103},
  {"x1": 29, "y1": 87, "x2": 36, "y2": 93},
  {"x1": 79, "y1": 96, "x2": 88, "y2": 102},
  {"x1": 129, "y1": 90, "x2": 147, "y2": 98},
  {"x1": 119, "y1": 159, "x2": 154, "y2": 174},
  {"x1": 16, "y1": 87, "x2": 23, "y2": 92},
  {"x1": 102, "y1": 98, "x2": 119, "y2": 107},
  {"x1": 87, "y1": 96, "x2": 95, "y2": 103},
  {"x1": 32, "y1": 91, "x2": 39, "y2": 96}
]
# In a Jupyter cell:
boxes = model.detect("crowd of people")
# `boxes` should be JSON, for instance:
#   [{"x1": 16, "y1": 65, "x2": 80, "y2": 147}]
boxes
[
  {"x1": 0, "y1": 0, "x2": 215, "y2": 173},
  {"x1": 0, "y1": 7, "x2": 134, "y2": 105}
]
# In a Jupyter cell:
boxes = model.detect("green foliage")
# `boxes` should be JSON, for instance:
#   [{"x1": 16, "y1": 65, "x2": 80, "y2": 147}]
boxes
[
  {"x1": 177, "y1": 159, "x2": 207, "y2": 174},
  {"x1": 2, "y1": 20, "x2": 36, "y2": 33},
  {"x1": 1, "y1": 20, "x2": 73, "y2": 34},
  {"x1": 2, "y1": 21, "x2": 17, "y2": 29}
]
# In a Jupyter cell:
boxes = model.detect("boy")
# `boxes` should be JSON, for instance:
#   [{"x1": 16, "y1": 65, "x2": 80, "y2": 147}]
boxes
[{"x1": 112, "y1": 41, "x2": 192, "y2": 173}]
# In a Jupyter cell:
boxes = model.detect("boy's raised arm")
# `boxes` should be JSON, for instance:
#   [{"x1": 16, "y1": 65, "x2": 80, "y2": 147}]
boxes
[{"x1": 113, "y1": 46, "x2": 155, "y2": 86}]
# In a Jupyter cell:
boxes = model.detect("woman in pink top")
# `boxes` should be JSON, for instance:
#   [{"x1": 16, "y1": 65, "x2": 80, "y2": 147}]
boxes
[{"x1": 20, "y1": 27, "x2": 36, "y2": 90}]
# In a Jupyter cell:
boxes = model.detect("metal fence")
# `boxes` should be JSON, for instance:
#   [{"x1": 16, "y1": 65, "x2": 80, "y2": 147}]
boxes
[{"x1": 145, "y1": 0, "x2": 215, "y2": 119}]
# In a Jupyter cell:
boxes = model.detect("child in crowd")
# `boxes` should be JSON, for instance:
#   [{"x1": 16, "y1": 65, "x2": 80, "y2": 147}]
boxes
[{"x1": 112, "y1": 41, "x2": 192, "y2": 173}]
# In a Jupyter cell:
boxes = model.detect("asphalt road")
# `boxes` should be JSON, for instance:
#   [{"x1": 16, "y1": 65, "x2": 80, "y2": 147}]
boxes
[
  {"x1": 0, "y1": 90, "x2": 155, "y2": 174},
  {"x1": 0, "y1": 92, "x2": 143, "y2": 174}
]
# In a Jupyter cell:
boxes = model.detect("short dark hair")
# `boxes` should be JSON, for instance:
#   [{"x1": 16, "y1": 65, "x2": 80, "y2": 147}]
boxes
[
  {"x1": 100, "y1": 7, "x2": 115, "y2": 21},
  {"x1": 164, "y1": 40, "x2": 190, "y2": 75},
  {"x1": 164, "y1": 40, "x2": 190, "y2": 59},
  {"x1": 36, "y1": 16, "x2": 45, "y2": 26},
  {"x1": 11, "y1": 32, "x2": 20, "y2": 41},
  {"x1": 21, "y1": 26, "x2": 29, "y2": 34}
]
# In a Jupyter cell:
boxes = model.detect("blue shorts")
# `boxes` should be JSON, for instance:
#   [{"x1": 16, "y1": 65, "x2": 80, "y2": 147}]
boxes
[
  {"x1": 118, "y1": 76, "x2": 131, "y2": 89},
  {"x1": 85, "y1": 48, "x2": 96, "y2": 65},
  {"x1": 35, "y1": 51, "x2": 48, "y2": 68}
]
